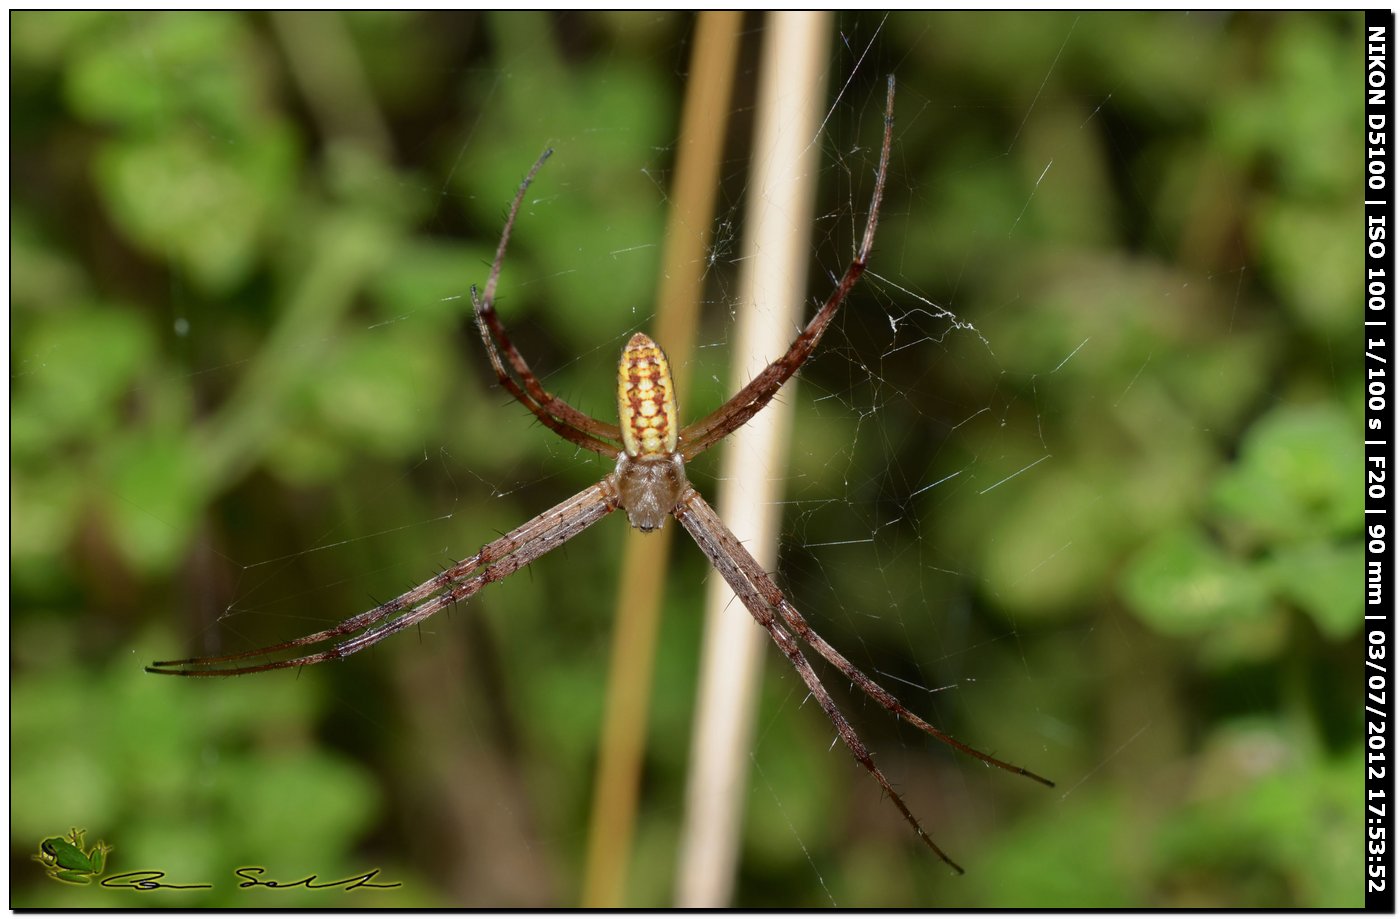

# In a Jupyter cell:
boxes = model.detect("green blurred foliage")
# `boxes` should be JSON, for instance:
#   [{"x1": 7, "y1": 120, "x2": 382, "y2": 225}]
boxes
[{"x1": 11, "y1": 10, "x2": 1362, "y2": 908}]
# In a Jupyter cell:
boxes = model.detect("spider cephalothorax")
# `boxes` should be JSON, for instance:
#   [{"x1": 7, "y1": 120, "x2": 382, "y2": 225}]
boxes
[{"x1": 150, "y1": 76, "x2": 1050, "y2": 873}]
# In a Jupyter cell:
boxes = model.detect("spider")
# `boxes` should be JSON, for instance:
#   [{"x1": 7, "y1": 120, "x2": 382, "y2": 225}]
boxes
[{"x1": 149, "y1": 76, "x2": 1051, "y2": 874}]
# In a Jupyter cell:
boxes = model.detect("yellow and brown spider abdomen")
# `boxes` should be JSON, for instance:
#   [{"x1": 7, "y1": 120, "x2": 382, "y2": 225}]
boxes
[{"x1": 617, "y1": 332, "x2": 678, "y2": 457}]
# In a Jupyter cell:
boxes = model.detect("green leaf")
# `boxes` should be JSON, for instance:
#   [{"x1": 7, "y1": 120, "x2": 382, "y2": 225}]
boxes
[
  {"x1": 1121, "y1": 526, "x2": 1271, "y2": 636},
  {"x1": 13, "y1": 304, "x2": 155, "y2": 453},
  {"x1": 1267, "y1": 540, "x2": 1362, "y2": 640},
  {"x1": 978, "y1": 467, "x2": 1131, "y2": 620},
  {"x1": 94, "y1": 129, "x2": 296, "y2": 292},
  {"x1": 1212, "y1": 403, "x2": 1361, "y2": 544},
  {"x1": 99, "y1": 430, "x2": 204, "y2": 575},
  {"x1": 64, "y1": 12, "x2": 253, "y2": 135},
  {"x1": 1253, "y1": 196, "x2": 1358, "y2": 338},
  {"x1": 371, "y1": 240, "x2": 494, "y2": 327}
]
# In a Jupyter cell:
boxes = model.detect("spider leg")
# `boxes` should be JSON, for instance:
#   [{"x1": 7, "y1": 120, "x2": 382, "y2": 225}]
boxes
[
  {"x1": 773, "y1": 598, "x2": 1054, "y2": 786},
  {"x1": 149, "y1": 480, "x2": 620, "y2": 676},
  {"x1": 675, "y1": 488, "x2": 964, "y2": 874},
  {"x1": 473, "y1": 149, "x2": 624, "y2": 456},
  {"x1": 680, "y1": 490, "x2": 1054, "y2": 788},
  {"x1": 472, "y1": 286, "x2": 621, "y2": 455},
  {"x1": 679, "y1": 75, "x2": 896, "y2": 460},
  {"x1": 768, "y1": 621, "x2": 964, "y2": 874}
]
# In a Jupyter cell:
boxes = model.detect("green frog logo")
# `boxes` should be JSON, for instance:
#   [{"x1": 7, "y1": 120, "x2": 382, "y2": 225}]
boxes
[{"x1": 34, "y1": 828, "x2": 111, "y2": 885}]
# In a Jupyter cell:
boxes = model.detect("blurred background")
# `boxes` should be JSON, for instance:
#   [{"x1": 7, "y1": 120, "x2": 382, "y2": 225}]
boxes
[{"x1": 11, "y1": 11, "x2": 1362, "y2": 907}]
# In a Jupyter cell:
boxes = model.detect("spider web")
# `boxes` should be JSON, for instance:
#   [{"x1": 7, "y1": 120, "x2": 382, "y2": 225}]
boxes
[{"x1": 11, "y1": 9, "x2": 1346, "y2": 911}]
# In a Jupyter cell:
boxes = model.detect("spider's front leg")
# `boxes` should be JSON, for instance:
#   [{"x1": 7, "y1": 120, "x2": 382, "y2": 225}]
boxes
[
  {"x1": 679, "y1": 74, "x2": 897, "y2": 460},
  {"x1": 469, "y1": 149, "x2": 623, "y2": 457}
]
